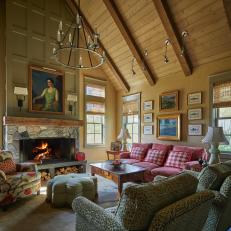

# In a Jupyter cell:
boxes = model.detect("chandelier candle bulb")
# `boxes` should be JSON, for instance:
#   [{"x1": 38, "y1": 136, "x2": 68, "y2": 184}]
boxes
[
  {"x1": 57, "y1": 30, "x2": 61, "y2": 42},
  {"x1": 53, "y1": 48, "x2": 56, "y2": 54},
  {"x1": 59, "y1": 21, "x2": 62, "y2": 31},
  {"x1": 79, "y1": 56, "x2": 82, "y2": 67},
  {"x1": 76, "y1": 14, "x2": 80, "y2": 25},
  {"x1": 69, "y1": 33, "x2": 72, "y2": 44},
  {"x1": 87, "y1": 35, "x2": 90, "y2": 45}
]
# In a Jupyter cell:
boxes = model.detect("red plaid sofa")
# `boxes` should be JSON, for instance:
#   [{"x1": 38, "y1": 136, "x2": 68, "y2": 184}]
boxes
[{"x1": 120, "y1": 143, "x2": 208, "y2": 182}]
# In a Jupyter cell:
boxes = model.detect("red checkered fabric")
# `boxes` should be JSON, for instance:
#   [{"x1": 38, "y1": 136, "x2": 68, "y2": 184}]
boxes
[
  {"x1": 144, "y1": 149, "x2": 166, "y2": 166},
  {"x1": 165, "y1": 151, "x2": 192, "y2": 169},
  {"x1": 130, "y1": 147, "x2": 146, "y2": 160}
]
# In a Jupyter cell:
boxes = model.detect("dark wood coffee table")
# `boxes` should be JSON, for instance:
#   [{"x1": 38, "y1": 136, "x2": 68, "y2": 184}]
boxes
[{"x1": 90, "y1": 162, "x2": 146, "y2": 194}]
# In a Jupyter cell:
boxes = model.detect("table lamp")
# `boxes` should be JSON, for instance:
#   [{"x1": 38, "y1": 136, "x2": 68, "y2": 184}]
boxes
[
  {"x1": 202, "y1": 127, "x2": 229, "y2": 164},
  {"x1": 117, "y1": 128, "x2": 131, "y2": 151}
]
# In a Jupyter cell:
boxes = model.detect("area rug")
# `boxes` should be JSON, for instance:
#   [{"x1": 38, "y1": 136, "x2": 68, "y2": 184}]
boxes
[{"x1": 0, "y1": 176, "x2": 119, "y2": 231}]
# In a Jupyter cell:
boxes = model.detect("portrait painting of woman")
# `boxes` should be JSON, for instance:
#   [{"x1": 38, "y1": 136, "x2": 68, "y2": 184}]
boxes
[{"x1": 29, "y1": 65, "x2": 65, "y2": 114}]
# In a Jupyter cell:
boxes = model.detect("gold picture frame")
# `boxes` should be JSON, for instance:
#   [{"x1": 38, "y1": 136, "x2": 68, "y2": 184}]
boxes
[
  {"x1": 157, "y1": 113, "x2": 181, "y2": 141},
  {"x1": 159, "y1": 90, "x2": 179, "y2": 112}
]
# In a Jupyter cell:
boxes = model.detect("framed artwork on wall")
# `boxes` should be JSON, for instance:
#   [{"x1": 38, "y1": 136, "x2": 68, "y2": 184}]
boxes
[
  {"x1": 156, "y1": 113, "x2": 181, "y2": 141},
  {"x1": 159, "y1": 90, "x2": 179, "y2": 112},
  {"x1": 143, "y1": 100, "x2": 154, "y2": 111},
  {"x1": 188, "y1": 108, "x2": 202, "y2": 120},
  {"x1": 188, "y1": 92, "x2": 202, "y2": 105},
  {"x1": 29, "y1": 65, "x2": 65, "y2": 114},
  {"x1": 143, "y1": 113, "x2": 153, "y2": 123},
  {"x1": 188, "y1": 124, "x2": 202, "y2": 136},
  {"x1": 143, "y1": 125, "x2": 153, "y2": 135}
]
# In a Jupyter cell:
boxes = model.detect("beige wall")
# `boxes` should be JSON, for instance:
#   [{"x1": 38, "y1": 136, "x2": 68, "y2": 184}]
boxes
[
  {"x1": 117, "y1": 56, "x2": 231, "y2": 147},
  {"x1": 5, "y1": 0, "x2": 78, "y2": 118},
  {"x1": 0, "y1": 0, "x2": 6, "y2": 148}
]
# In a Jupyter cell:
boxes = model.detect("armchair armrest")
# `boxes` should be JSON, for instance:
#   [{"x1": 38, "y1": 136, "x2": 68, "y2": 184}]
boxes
[
  {"x1": 184, "y1": 161, "x2": 202, "y2": 172},
  {"x1": 72, "y1": 196, "x2": 124, "y2": 231},
  {"x1": 16, "y1": 162, "x2": 38, "y2": 172},
  {"x1": 120, "y1": 151, "x2": 130, "y2": 159}
]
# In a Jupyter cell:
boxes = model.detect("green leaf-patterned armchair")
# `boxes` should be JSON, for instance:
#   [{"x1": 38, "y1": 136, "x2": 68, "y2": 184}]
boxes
[
  {"x1": 0, "y1": 151, "x2": 41, "y2": 208},
  {"x1": 72, "y1": 173, "x2": 214, "y2": 231}
]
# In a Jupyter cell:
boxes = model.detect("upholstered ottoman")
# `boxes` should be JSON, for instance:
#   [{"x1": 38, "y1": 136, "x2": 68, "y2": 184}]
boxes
[{"x1": 46, "y1": 173, "x2": 97, "y2": 208}]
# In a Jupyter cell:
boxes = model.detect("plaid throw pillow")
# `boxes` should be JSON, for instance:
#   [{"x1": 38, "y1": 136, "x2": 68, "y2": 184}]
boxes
[
  {"x1": 0, "y1": 158, "x2": 16, "y2": 174},
  {"x1": 144, "y1": 149, "x2": 166, "y2": 166},
  {"x1": 165, "y1": 151, "x2": 192, "y2": 169},
  {"x1": 130, "y1": 147, "x2": 146, "y2": 160}
]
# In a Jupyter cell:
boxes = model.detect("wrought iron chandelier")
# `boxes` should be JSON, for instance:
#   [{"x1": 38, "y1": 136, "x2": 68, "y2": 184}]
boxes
[{"x1": 52, "y1": 0, "x2": 106, "y2": 69}]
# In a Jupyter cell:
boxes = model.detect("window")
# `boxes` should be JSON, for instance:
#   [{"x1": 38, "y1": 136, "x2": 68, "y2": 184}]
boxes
[
  {"x1": 85, "y1": 79, "x2": 106, "y2": 146},
  {"x1": 122, "y1": 93, "x2": 141, "y2": 145},
  {"x1": 215, "y1": 107, "x2": 231, "y2": 153},
  {"x1": 212, "y1": 79, "x2": 231, "y2": 154}
]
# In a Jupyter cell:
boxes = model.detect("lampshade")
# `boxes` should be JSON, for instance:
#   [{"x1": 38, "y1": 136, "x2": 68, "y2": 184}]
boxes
[
  {"x1": 117, "y1": 128, "x2": 131, "y2": 141},
  {"x1": 202, "y1": 127, "x2": 229, "y2": 145}
]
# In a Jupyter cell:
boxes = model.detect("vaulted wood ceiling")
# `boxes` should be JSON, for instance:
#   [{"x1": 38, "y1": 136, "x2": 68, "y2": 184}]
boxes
[{"x1": 70, "y1": 0, "x2": 231, "y2": 91}]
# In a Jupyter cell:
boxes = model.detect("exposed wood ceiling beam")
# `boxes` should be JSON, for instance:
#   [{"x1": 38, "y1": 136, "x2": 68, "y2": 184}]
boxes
[
  {"x1": 223, "y1": 0, "x2": 231, "y2": 31},
  {"x1": 103, "y1": 0, "x2": 156, "y2": 85},
  {"x1": 153, "y1": 0, "x2": 192, "y2": 76},
  {"x1": 65, "y1": 0, "x2": 130, "y2": 92}
]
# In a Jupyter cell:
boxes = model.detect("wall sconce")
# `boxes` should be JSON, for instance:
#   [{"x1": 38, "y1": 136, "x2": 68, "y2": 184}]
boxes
[
  {"x1": 13, "y1": 87, "x2": 28, "y2": 111},
  {"x1": 164, "y1": 39, "x2": 170, "y2": 63},
  {"x1": 67, "y1": 94, "x2": 78, "y2": 114},
  {"x1": 181, "y1": 31, "x2": 189, "y2": 56}
]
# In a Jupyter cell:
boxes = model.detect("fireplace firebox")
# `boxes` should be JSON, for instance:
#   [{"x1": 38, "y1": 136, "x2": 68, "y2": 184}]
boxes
[{"x1": 20, "y1": 138, "x2": 75, "y2": 164}]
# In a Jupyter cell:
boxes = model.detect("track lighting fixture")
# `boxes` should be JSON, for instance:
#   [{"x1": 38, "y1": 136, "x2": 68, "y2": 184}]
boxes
[
  {"x1": 164, "y1": 39, "x2": 170, "y2": 64},
  {"x1": 181, "y1": 31, "x2": 189, "y2": 56},
  {"x1": 131, "y1": 58, "x2": 136, "y2": 77}
]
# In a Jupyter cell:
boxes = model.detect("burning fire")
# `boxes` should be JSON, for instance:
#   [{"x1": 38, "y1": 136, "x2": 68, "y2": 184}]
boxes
[{"x1": 33, "y1": 142, "x2": 50, "y2": 161}]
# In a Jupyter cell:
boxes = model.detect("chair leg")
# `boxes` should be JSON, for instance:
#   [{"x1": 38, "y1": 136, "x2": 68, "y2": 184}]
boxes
[{"x1": 37, "y1": 190, "x2": 40, "y2": 195}]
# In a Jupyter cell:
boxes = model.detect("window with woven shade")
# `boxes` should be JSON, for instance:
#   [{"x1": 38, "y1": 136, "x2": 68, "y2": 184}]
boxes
[
  {"x1": 122, "y1": 93, "x2": 141, "y2": 145},
  {"x1": 213, "y1": 81, "x2": 231, "y2": 108},
  {"x1": 212, "y1": 80, "x2": 231, "y2": 153}
]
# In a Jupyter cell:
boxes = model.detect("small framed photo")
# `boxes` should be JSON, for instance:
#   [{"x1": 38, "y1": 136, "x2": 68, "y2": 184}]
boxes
[
  {"x1": 143, "y1": 125, "x2": 153, "y2": 135},
  {"x1": 143, "y1": 113, "x2": 153, "y2": 123},
  {"x1": 188, "y1": 124, "x2": 202, "y2": 136},
  {"x1": 143, "y1": 100, "x2": 154, "y2": 111},
  {"x1": 188, "y1": 92, "x2": 202, "y2": 105},
  {"x1": 188, "y1": 108, "x2": 202, "y2": 120},
  {"x1": 159, "y1": 90, "x2": 179, "y2": 112}
]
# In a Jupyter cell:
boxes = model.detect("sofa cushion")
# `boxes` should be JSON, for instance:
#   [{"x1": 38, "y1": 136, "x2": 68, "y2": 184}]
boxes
[
  {"x1": 165, "y1": 151, "x2": 192, "y2": 169},
  {"x1": 152, "y1": 143, "x2": 173, "y2": 153},
  {"x1": 132, "y1": 143, "x2": 152, "y2": 152},
  {"x1": 144, "y1": 149, "x2": 167, "y2": 166},
  {"x1": 130, "y1": 147, "x2": 146, "y2": 160},
  {"x1": 173, "y1": 145, "x2": 206, "y2": 161},
  {"x1": 0, "y1": 159, "x2": 16, "y2": 174},
  {"x1": 151, "y1": 166, "x2": 182, "y2": 177},
  {"x1": 115, "y1": 173, "x2": 198, "y2": 230},
  {"x1": 197, "y1": 162, "x2": 231, "y2": 191},
  {"x1": 133, "y1": 162, "x2": 159, "y2": 171},
  {"x1": 121, "y1": 159, "x2": 140, "y2": 164}
]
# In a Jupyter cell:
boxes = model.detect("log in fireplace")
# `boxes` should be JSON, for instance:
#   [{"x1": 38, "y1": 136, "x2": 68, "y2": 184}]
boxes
[{"x1": 19, "y1": 138, "x2": 75, "y2": 164}]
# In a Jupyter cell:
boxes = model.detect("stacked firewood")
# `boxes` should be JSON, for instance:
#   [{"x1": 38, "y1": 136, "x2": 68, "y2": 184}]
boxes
[
  {"x1": 55, "y1": 166, "x2": 79, "y2": 175},
  {"x1": 41, "y1": 171, "x2": 51, "y2": 181}
]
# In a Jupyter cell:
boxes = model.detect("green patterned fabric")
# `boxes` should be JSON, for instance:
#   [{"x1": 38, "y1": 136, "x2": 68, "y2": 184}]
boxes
[
  {"x1": 115, "y1": 173, "x2": 198, "y2": 230},
  {"x1": 73, "y1": 173, "x2": 214, "y2": 231},
  {"x1": 197, "y1": 163, "x2": 231, "y2": 191},
  {"x1": 46, "y1": 173, "x2": 97, "y2": 208},
  {"x1": 150, "y1": 191, "x2": 214, "y2": 231}
]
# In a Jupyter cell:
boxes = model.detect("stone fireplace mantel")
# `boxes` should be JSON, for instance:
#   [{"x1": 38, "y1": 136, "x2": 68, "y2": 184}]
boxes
[{"x1": 3, "y1": 116, "x2": 84, "y2": 127}]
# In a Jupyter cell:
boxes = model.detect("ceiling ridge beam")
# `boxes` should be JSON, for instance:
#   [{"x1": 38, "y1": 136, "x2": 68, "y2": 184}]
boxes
[
  {"x1": 153, "y1": 0, "x2": 193, "y2": 76},
  {"x1": 65, "y1": 0, "x2": 130, "y2": 92},
  {"x1": 103, "y1": 0, "x2": 156, "y2": 85}
]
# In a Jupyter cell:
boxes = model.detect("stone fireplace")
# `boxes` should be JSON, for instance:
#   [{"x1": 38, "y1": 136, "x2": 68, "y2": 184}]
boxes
[{"x1": 3, "y1": 116, "x2": 83, "y2": 163}]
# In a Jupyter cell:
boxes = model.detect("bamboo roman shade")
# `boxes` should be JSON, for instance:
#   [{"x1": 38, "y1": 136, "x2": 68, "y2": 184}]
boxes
[
  {"x1": 122, "y1": 93, "x2": 141, "y2": 115},
  {"x1": 213, "y1": 80, "x2": 231, "y2": 108}
]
